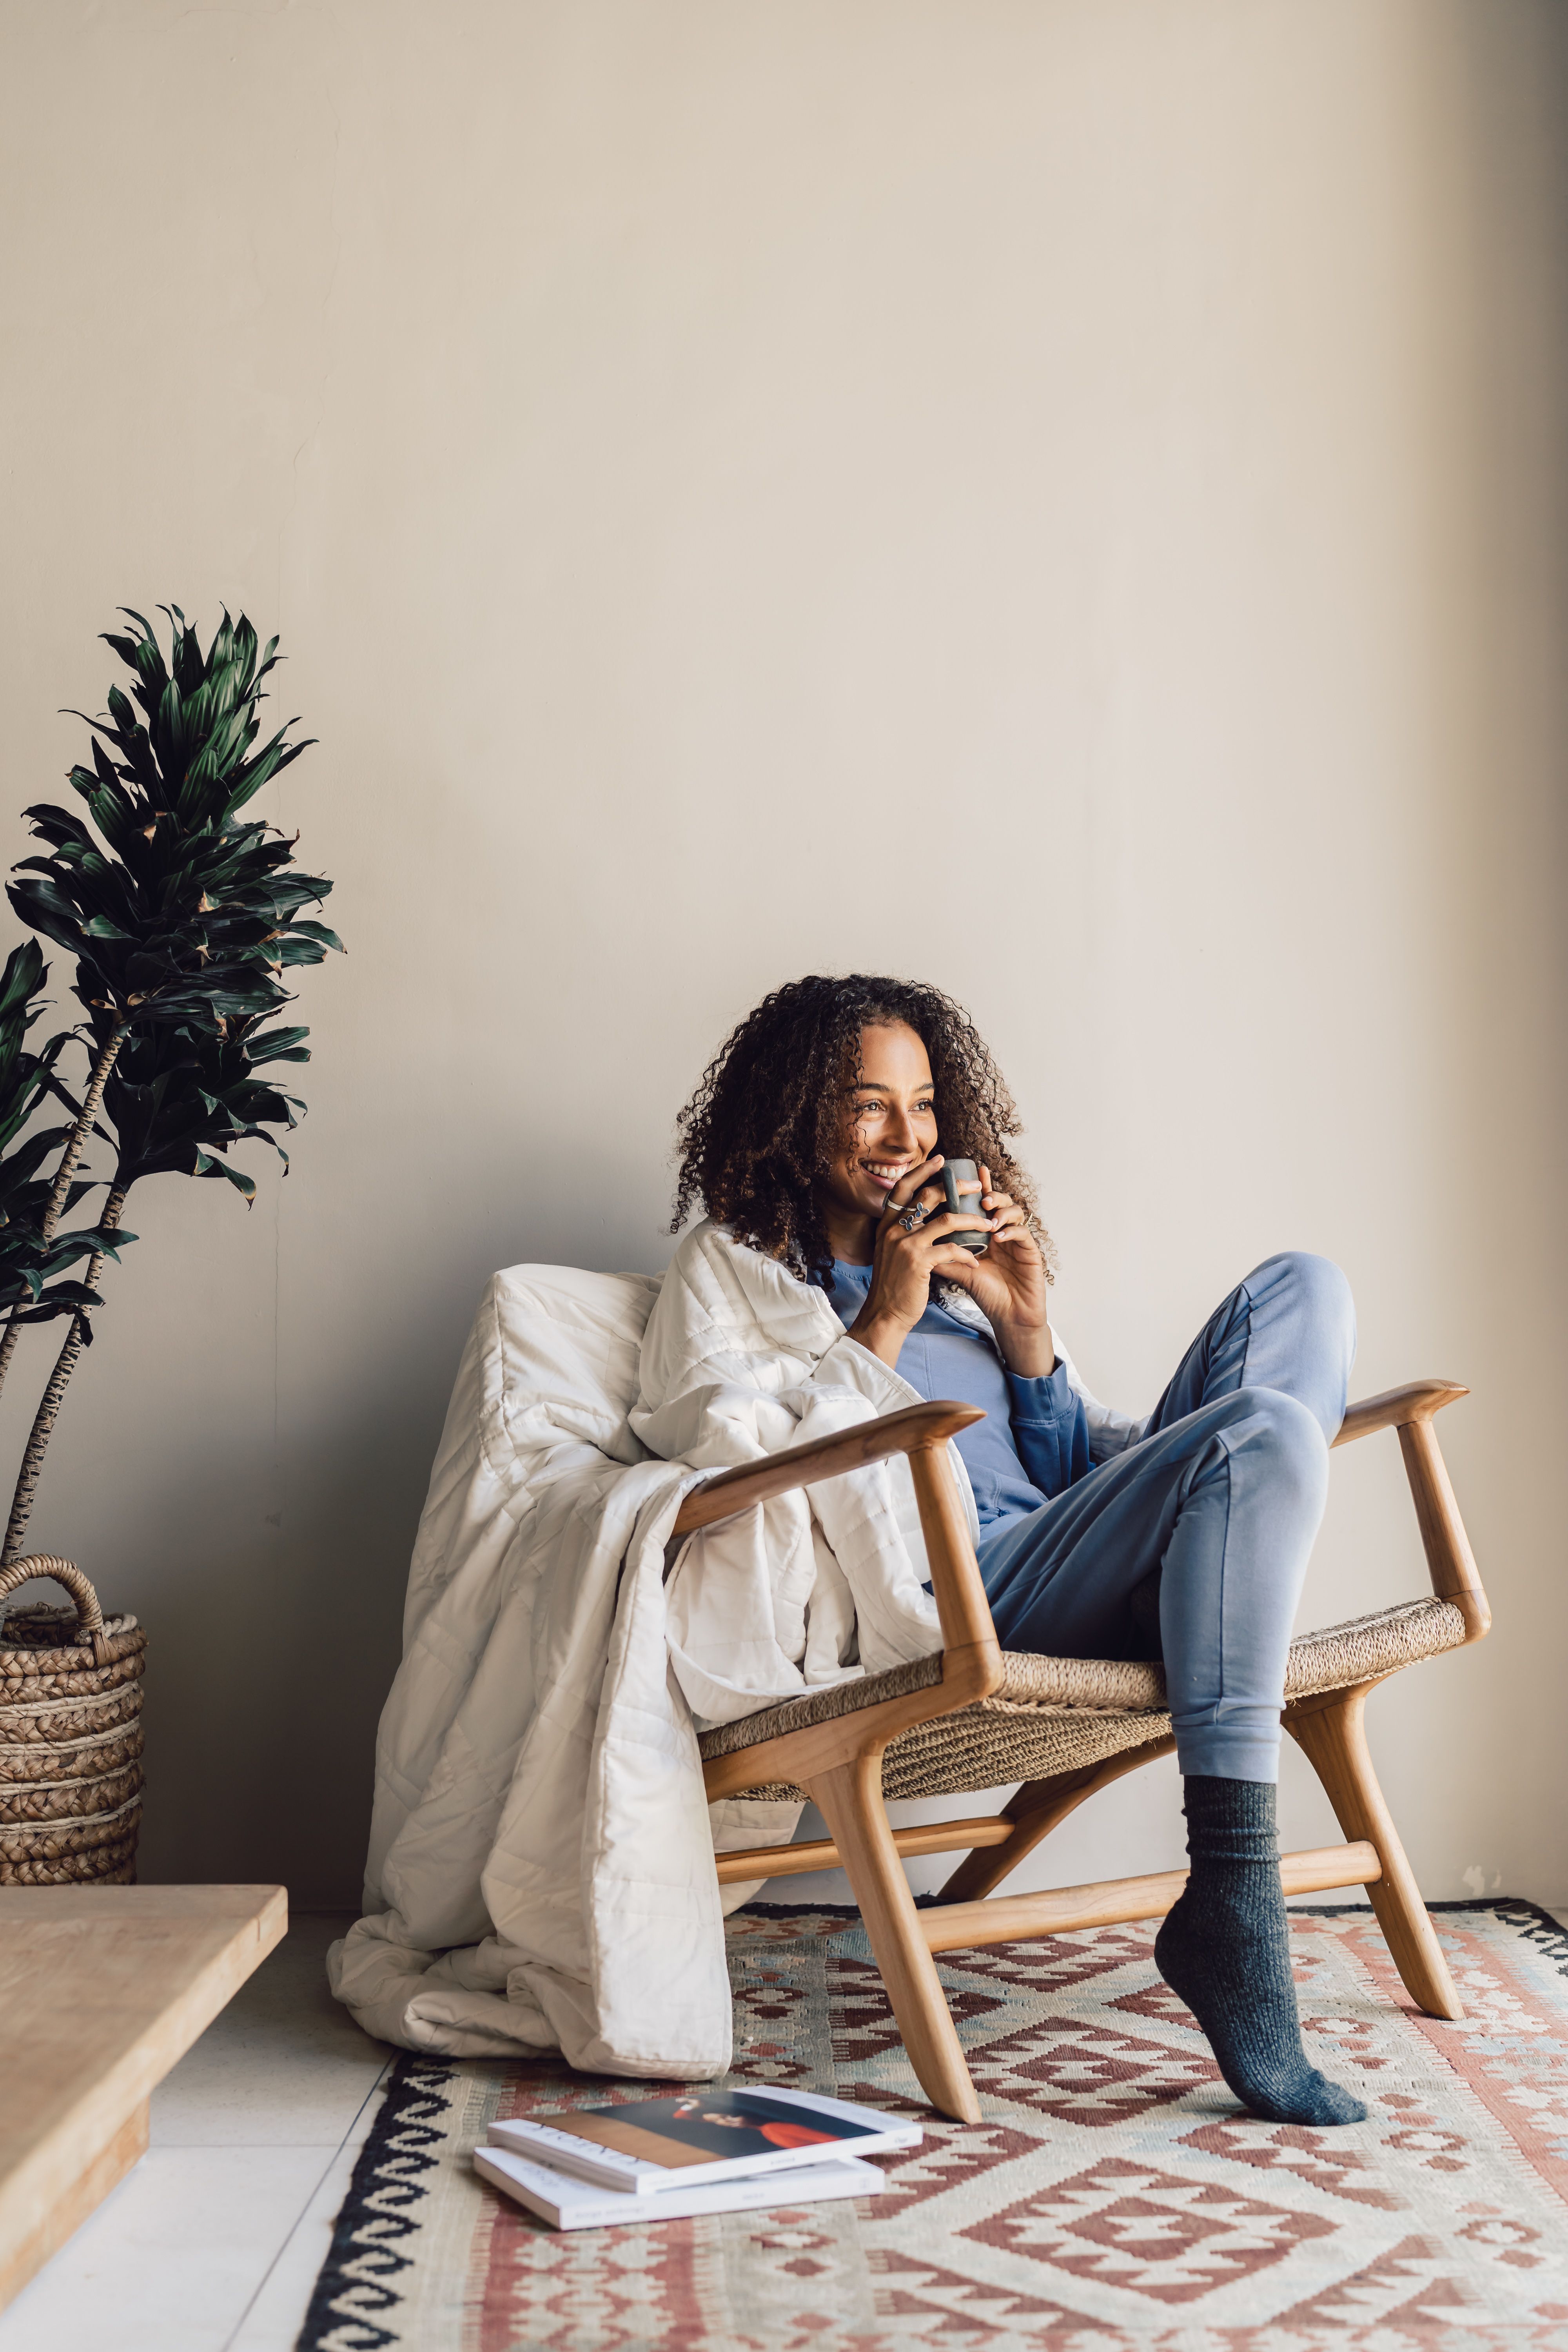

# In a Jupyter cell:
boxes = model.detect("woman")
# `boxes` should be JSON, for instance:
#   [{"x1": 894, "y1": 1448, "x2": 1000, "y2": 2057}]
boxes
[{"x1": 659, "y1": 971, "x2": 1365, "y2": 2129}]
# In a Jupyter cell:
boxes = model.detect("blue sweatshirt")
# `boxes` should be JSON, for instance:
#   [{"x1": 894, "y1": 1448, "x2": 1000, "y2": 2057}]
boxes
[{"x1": 814, "y1": 1260, "x2": 1090, "y2": 1530}]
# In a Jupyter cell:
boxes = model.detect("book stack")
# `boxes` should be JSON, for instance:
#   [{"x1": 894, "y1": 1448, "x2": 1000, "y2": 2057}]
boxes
[{"x1": 474, "y1": 2085, "x2": 922, "y2": 2232}]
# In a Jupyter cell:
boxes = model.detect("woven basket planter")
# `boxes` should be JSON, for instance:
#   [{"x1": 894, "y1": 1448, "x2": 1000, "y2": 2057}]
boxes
[{"x1": 0, "y1": 1555, "x2": 146, "y2": 1886}]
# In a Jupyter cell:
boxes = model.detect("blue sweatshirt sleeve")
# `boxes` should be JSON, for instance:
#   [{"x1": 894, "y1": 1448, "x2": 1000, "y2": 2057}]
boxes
[{"x1": 1005, "y1": 1361, "x2": 1091, "y2": 1501}]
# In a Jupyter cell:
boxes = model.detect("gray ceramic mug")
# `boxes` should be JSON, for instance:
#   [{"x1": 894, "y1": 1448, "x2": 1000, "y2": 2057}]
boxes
[{"x1": 940, "y1": 1158, "x2": 988, "y2": 1252}]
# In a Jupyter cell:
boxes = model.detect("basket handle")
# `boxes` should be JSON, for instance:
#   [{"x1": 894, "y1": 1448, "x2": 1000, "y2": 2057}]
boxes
[{"x1": 0, "y1": 1554, "x2": 111, "y2": 1667}]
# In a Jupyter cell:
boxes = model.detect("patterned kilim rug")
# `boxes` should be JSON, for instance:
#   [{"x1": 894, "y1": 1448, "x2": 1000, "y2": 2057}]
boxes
[{"x1": 300, "y1": 1901, "x2": 1568, "y2": 2351}]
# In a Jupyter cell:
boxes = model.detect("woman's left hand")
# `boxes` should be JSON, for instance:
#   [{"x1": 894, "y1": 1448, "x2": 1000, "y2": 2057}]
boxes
[{"x1": 945, "y1": 1166, "x2": 1056, "y2": 1376}]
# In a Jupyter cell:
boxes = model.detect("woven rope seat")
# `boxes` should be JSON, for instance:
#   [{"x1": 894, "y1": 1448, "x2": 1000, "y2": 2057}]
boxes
[{"x1": 697, "y1": 1592, "x2": 1470, "y2": 1803}]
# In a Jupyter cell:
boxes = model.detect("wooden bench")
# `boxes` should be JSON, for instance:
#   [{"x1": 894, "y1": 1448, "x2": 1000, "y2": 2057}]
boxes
[{"x1": 0, "y1": 1883, "x2": 287, "y2": 2308}]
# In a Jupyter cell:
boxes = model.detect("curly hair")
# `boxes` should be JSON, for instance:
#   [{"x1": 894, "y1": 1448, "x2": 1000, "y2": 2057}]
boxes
[{"x1": 670, "y1": 973, "x2": 1054, "y2": 1289}]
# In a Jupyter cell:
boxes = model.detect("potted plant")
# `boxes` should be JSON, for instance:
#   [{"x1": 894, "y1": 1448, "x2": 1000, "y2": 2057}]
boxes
[{"x1": 0, "y1": 606, "x2": 340, "y2": 1884}]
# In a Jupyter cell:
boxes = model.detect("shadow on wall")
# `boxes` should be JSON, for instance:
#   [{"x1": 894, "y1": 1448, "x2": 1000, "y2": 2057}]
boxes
[
  {"x1": 0, "y1": 1291, "x2": 468, "y2": 1905},
  {"x1": 125, "y1": 1365, "x2": 441, "y2": 1904}
]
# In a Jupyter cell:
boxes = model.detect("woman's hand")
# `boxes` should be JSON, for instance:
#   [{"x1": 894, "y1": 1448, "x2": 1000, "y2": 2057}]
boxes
[
  {"x1": 944, "y1": 1165, "x2": 1055, "y2": 1376},
  {"x1": 843, "y1": 1155, "x2": 994, "y2": 1368}
]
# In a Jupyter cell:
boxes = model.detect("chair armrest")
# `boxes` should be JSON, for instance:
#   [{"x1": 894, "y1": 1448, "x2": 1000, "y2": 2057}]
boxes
[
  {"x1": 670, "y1": 1398, "x2": 1002, "y2": 1666},
  {"x1": 1334, "y1": 1377, "x2": 1489, "y2": 1644},
  {"x1": 671, "y1": 1399, "x2": 982, "y2": 1532},
  {"x1": 1331, "y1": 1378, "x2": 1468, "y2": 1446}
]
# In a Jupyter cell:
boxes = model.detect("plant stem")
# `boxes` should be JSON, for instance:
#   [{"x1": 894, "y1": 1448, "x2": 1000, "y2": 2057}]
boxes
[
  {"x1": 2, "y1": 1183, "x2": 128, "y2": 1569},
  {"x1": 0, "y1": 1022, "x2": 126, "y2": 1406},
  {"x1": 38, "y1": 1026, "x2": 127, "y2": 1247}
]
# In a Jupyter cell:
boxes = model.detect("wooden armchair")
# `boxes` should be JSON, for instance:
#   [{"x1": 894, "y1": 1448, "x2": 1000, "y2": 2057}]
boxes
[{"x1": 678, "y1": 1381, "x2": 1488, "y2": 2124}]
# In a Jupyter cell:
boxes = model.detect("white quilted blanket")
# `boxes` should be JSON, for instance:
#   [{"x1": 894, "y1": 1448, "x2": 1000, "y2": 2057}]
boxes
[{"x1": 327, "y1": 1223, "x2": 975, "y2": 2078}]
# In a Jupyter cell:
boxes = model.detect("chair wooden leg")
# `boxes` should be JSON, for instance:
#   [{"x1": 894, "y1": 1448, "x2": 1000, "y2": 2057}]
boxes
[
  {"x1": 804, "y1": 1749, "x2": 982, "y2": 2124},
  {"x1": 1286, "y1": 1681, "x2": 1464, "y2": 2021}
]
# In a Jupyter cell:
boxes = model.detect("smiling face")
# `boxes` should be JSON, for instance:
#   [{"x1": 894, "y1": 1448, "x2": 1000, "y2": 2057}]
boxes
[{"x1": 816, "y1": 1020, "x2": 938, "y2": 1261}]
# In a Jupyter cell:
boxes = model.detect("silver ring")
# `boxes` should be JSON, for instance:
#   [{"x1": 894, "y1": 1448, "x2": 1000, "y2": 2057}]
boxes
[{"x1": 898, "y1": 1203, "x2": 926, "y2": 1233}]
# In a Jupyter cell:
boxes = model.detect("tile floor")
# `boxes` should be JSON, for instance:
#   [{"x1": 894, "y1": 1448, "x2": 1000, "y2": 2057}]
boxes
[
  {"x1": 0, "y1": 1912, "x2": 392, "y2": 2352},
  {"x1": 5, "y1": 1900, "x2": 1564, "y2": 2350}
]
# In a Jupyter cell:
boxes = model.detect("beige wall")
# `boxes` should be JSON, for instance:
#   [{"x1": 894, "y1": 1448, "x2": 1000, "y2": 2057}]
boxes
[{"x1": 1, "y1": 0, "x2": 1563, "y2": 1907}]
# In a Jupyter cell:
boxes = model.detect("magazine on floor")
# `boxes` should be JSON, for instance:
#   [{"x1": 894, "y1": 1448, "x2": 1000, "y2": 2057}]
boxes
[
  {"x1": 474, "y1": 2144, "x2": 889, "y2": 2232},
  {"x1": 486, "y1": 2085, "x2": 921, "y2": 2194}
]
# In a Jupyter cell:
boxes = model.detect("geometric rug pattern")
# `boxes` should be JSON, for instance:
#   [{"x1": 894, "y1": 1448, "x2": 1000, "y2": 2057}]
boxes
[{"x1": 299, "y1": 1901, "x2": 1568, "y2": 2350}]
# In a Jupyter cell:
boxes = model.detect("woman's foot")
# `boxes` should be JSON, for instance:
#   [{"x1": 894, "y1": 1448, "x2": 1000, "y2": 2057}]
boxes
[{"x1": 1155, "y1": 1775, "x2": 1368, "y2": 2127}]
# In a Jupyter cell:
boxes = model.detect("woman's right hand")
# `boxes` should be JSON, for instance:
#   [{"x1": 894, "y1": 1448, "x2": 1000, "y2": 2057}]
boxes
[{"x1": 844, "y1": 1155, "x2": 995, "y2": 1368}]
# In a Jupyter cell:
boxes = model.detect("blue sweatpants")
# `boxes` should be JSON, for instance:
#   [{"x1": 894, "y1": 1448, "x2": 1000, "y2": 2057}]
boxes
[{"x1": 977, "y1": 1252, "x2": 1356, "y2": 1782}]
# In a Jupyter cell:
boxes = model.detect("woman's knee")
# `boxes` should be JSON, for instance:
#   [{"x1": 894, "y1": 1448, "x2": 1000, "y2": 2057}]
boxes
[{"x1": 1228, "y1": 1384, "x2": 1330, "y2": 1506}]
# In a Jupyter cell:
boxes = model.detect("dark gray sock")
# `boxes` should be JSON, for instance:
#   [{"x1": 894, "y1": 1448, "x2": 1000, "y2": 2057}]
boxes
[{"x1": 1154, "y1": 1775, "x2": 1368, "y2": 2127}]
